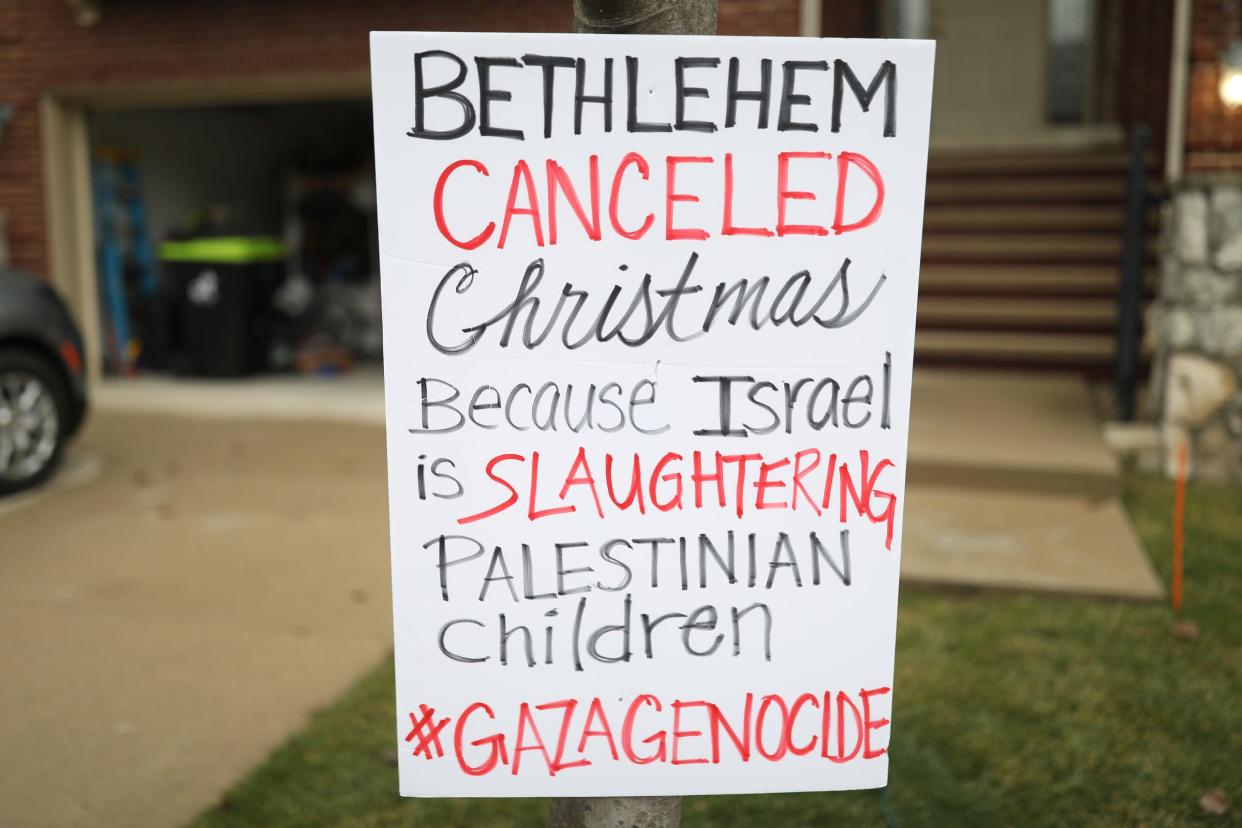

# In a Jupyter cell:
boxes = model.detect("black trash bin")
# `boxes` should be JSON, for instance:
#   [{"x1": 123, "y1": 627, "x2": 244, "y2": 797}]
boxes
[{"x1": 159, "y1": 236, "x2": 286, "y2": 377}]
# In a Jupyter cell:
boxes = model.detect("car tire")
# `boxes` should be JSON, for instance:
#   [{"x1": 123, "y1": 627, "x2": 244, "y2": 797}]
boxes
[{"x1": 0, "y1": 347, "x2": 70, "y2": 496}]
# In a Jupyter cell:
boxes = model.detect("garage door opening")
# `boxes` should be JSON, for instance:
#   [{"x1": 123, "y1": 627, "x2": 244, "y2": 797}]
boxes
[{"x1": 88, "y1": 99, "x2": 380, "y2": 380}]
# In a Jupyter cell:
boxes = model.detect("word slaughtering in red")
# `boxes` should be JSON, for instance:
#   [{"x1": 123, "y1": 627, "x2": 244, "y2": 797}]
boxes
[{"x1": 456, "y1": 447, "x2": 898, "y2": 549}]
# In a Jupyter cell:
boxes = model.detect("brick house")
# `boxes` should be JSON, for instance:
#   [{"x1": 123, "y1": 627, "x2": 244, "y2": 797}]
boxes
[{"x1": 0, "y1": 0, "x2": 1235, "y2": 404}]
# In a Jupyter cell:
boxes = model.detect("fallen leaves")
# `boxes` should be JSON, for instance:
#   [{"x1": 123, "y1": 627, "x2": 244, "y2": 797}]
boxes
[
  {"x1": 1199, "y1": 787, "x2": 1230, "y2": 816},
  {"x1": 1171, "y1": 619, "x2": 1200, "y2": 640}
]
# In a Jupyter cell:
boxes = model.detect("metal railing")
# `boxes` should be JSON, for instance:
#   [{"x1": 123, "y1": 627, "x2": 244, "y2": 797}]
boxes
[{"x1": 1113, "y1": 123, "x2": 1152, "y2": 422}]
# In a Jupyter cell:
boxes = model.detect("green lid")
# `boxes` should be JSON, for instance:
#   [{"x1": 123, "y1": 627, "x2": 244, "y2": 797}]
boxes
[{"x1": 159, "y1": 236, "x2": 286, "y2": 264}]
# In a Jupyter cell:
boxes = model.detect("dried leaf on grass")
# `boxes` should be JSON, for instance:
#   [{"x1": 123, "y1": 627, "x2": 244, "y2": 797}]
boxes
[{"x1": 1199, "y1": 787, "x2": 1230, "y2": 816}]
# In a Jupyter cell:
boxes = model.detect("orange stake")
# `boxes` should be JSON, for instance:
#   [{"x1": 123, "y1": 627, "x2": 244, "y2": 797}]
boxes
[{"x1": 1172, "y1": 441, "x2": 1187, "y2": 613}]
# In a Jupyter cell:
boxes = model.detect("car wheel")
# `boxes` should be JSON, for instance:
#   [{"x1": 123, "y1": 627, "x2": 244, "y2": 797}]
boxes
[{"x1": 0, "y1": 348, "x2": 69, "y2": 496}]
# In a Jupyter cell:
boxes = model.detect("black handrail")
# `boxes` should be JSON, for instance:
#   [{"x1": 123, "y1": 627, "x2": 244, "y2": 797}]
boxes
[{"x1": 1113, "y1": 123, "x2": 1150, "y2": 422}]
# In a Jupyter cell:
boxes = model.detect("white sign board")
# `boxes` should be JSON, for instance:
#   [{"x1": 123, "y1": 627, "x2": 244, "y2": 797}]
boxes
[{"x1": 370, "y1": 31, "x2": 934, "y2": 797}]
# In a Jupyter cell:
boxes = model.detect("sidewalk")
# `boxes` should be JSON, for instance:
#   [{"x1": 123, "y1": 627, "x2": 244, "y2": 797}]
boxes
[{"x1": 96, "y1": 366, "x2": 1162, "y2": 599}]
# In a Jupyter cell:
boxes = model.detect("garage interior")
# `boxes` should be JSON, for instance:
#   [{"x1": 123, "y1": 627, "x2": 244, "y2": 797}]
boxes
[{"x1": 87, "y1": 99, "x2": 381, "y2": 379}]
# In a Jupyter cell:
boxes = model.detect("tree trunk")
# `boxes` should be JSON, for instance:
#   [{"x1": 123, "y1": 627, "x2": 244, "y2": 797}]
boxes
[
  {"x1": 547, "y1": 796, "x2": 683, "y2": 828},
  {"x1": 573, "y1": 0, "x2": 715, "y2": 35},
  {"x1": 548, "y1": 2, "x2": 716, "y2": 826}
]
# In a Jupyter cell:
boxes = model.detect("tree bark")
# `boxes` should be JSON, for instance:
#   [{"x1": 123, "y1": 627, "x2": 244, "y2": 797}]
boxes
[
  {"x1": 547, "y1": 796, "x2": 683, "y2": 828},
  {"x1": 573, "y1": 0, "x2": 715, "y2": 35},
  {"x1": 548, "y1": 2, "x2": 716, "y2": 826}
]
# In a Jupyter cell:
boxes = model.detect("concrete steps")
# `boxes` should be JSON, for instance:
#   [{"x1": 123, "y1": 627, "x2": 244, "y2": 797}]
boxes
[
  {"x1": 927, "y1": 150, "x2": 1138, "y2": 176},
  {"x1": 908, "y1": 370, "x2": 1119, "y2": 495},
  {"x1": 919, "y1": 264, "x2": 1154, "y2": 297},
  {"x1": 923, "y1": 203, "x2": 1128, "y2": 233},
  {"x1": 915, "y1": 330, "x2": 1116, "y2": 368},
  {"x1": 917, "y1": 147, "x2": 1155, "y2": 374},
  {"x1": 918, "y1": 296, "x2": 1118, "y2": 330},
  {"x1": 901, "y1": 370, "x2": 1161, "y2": 599},
  {"x1": 922, "y1": 233, "x2": 1154, "y2": 264},
  {"x1": 925, "y1": 176, "x2": 1127, "y2": 205}
]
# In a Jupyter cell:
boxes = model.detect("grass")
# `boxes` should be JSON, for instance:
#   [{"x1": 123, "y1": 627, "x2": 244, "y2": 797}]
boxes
[{"x1": 189, "y1": 473, "x2": 1242, "y2": 827}]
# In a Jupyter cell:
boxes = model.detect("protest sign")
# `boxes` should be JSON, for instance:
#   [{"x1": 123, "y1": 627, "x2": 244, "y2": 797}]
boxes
[{"x1": 370, "y1": 31, "x2": 934, "y2": 797}]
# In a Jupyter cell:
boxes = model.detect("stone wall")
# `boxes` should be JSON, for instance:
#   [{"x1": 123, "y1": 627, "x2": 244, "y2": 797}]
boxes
[{"x1": 1153, "y1": 176, "x2": 1242, "y2": 481}]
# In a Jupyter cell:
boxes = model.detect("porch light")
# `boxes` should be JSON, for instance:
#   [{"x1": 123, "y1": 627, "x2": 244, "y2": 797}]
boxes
[{"x1": 1221, "y1": 42, "x2": 1242, "y2": 108}]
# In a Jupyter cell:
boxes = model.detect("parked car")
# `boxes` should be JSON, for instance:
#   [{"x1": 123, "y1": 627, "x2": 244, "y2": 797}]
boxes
[{"x1": 0, "y1": 268, "x2": 89, "y2": 495}]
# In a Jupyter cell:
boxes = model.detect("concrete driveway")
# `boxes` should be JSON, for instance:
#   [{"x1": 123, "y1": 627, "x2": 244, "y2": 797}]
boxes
[{"x1": 0, "y1": 411, "x2": 392, "y2": 828}]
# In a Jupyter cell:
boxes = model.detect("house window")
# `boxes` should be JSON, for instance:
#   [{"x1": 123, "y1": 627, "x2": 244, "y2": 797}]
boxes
[{"x1": 1047, "y1": 0, "x2": 1095, "y2": 123}]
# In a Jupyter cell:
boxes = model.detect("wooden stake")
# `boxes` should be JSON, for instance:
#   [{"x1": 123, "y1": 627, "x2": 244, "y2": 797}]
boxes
[{"x1": 1172, "y1": 440, "x2": 1187, "y2": 613}]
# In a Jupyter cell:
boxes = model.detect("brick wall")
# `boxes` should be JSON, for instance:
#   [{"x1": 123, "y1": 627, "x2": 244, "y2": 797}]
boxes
[
  {"x1": 720, "y1": 0, "x2": 801, "y2": 38},
  {"x1": 0, "y1": 1, "x2": 41, "y2": 274},
  {"x1": 0, "y1": 0, "x2": 798, "y2": 279},
  {"x1": 819, "y1": 0, "x2": 875, "y2": 38},
  {"x1": 1116, "y1": 0, "x2": 1175, "y2": 151},
  {"x1": 1185, "y1": 0, "x2": 1242, "y2": 172}
]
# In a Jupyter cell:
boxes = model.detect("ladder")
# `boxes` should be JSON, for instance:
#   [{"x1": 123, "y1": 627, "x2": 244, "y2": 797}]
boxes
[{"x1": 92, "y1": 148, "x2": 159, "y2": 374}]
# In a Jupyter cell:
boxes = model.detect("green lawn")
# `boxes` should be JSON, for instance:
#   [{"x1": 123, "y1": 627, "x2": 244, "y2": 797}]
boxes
[{"x1": 189, "y1": 474, "x2": 1241, "y2": 827}]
